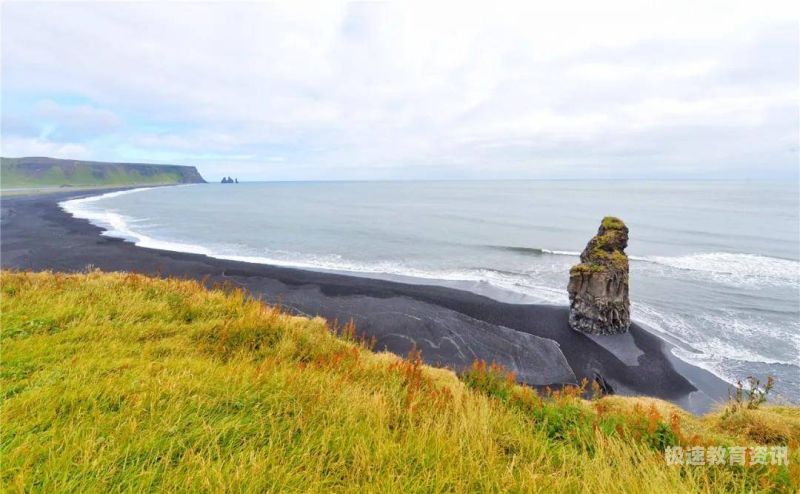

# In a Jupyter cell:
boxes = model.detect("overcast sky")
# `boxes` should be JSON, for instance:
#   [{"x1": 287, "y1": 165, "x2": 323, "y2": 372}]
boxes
[{"x1": 2, "y1": 1, "x2": 798, "y2": 181}]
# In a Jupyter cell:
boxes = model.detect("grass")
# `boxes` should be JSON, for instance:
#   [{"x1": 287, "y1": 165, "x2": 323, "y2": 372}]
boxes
[
  {"x1": 1, "y1": 270, "x2": 798, "y2": 492},
  {"x1": 0, "y1": 158, "x2": 202, "y2": 188}
]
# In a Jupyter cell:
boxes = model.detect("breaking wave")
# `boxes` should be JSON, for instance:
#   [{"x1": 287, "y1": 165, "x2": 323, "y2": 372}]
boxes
[
  {"x1": 490, "y1": 244, "x2": 799, "y2": 288},
  {"x1": 60, "y1": 187, "x2": 215, "y2": 256},
  {"x1": 489, "y1": 245, "x2": 580, "y2": 257},
  {"x1": 644, "y1": 252, "x2": 799, "y2": 287}
]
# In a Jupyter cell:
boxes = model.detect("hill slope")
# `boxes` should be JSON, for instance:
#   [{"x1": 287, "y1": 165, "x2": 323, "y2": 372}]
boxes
[
  {"x1": 0, "y1": 157, "x2": 206, "y2": 188},
  {"x1": 1, "y1": 271, "x2": 797, "y2": 492}
]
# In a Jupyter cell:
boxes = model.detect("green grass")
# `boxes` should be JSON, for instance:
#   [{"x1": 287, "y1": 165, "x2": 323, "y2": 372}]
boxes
[
  {"x1": 0, "y1": 158, "x2": 203, "y2": 188},
  {"x1": 1, "y1": 271, "x2": 798, "y2": 492}
]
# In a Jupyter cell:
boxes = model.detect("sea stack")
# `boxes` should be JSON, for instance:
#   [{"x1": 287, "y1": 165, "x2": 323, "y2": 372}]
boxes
[{"x1": 567, "y1": 216, "x2": 631, "y2": 335}]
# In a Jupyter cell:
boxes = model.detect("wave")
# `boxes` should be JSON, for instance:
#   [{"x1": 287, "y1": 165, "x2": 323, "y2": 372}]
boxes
[
  {"x1": 631, "y1": 301, "x2": 800, "y2": 394},
  {"x1": 487, "y1": 245, "x2": 580, "y2": 256},
  {"x1": 644, "y1": 252, "x2": 799, "y2": 286},
  {"x1": 60, "y1": 187, "x2": 216, "y2": 256},
  {"x1": 542, "y1": 249, "x2": 582, "y2": 256},
  {"x1": 61, "y1": 187, "x2": 156, "y2": 241},
  {"x1": 634, "y1": 303, "x2": 799, "y2": 365},
  {"x1": 61, "y1": 186, "x2": 156, "y2": 207},
  {"x1": 215, "y1": 254, "x2": 571, "y2": 304},
  {"x1": 489, "y1": 243, "x2": 799, "y2": 287}
]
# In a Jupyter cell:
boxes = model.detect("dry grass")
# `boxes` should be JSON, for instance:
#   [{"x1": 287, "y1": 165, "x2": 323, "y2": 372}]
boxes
[{"x1": 1, "y1": 270, "x2": 797, "y2": 492}]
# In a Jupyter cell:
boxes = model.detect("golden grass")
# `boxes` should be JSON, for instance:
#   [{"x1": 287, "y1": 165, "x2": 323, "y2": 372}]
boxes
[{"x1": 1, "y1": 270, "x2": 797, "y2": 492}]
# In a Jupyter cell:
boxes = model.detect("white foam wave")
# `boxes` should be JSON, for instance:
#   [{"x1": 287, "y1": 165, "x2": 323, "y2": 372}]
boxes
[
  {"x1": 61, "y1": 188, "x2": 154, "y2": 240},
  {"x1": 541, "y1": 249, "x2": 581, "y2": 256},
  {"x1": 60, "y1": 187, "x2": 215, "y2": 256},
  {"x1": 217, "y1": 253, "x2": 571, "y2": 304},
  {"x1": 632, "y1": 300, "x2": 799, "y2": 390},
  {"x1": 644, "y1": 252, "x2": 799, "y2": 287},
  {"x1": 541, "y1": 248, "x2": 798, "y2": 288},
  {"x1": 61, "y1": 187, "x2": 155, "y2": 209}
]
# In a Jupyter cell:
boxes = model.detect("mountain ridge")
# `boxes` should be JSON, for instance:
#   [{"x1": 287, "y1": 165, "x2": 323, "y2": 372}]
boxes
[{"x1": 0, "y1": 156, "x2": 206, "y2": 188}]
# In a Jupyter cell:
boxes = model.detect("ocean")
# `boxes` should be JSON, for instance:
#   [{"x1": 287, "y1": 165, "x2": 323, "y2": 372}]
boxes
[{"x1": 62, "y1": 180, "x2": 800, "y2": 401}]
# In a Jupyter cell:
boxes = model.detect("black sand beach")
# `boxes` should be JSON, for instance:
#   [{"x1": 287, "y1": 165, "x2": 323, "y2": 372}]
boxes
[{"x1": 0, "y1": 188, "x2": 731, "y2": 413}]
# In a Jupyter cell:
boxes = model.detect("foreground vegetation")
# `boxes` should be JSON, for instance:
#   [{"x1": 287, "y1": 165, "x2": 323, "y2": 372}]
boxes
[{"x1": 1, "y1": 271, "x2": 797, "y2": 492}]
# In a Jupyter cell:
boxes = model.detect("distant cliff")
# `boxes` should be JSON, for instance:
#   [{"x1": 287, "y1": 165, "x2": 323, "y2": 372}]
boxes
[{"x1": 0, "y1": 157, "x2": 206, "y2": 188}]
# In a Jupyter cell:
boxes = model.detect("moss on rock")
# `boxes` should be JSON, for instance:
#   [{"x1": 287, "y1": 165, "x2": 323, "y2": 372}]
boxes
[
  {"x1": 570, "y1": 263, "x2": 606, "y2": 275},
  {"x1": 601, "y1": 216, "x2": 626, "y2": 230},
  {"x1": 568, "y1": 217, "x2": 631, "y2": 334}
]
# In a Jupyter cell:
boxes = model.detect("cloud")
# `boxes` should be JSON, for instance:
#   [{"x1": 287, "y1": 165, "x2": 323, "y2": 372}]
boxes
[
  {"x1": 1, "y1": 1, "x2": 798, "y2": 179},
  {"x1": 1, "y1": 136, "x2": 91, "y2": 160},
  {"x1": 33, "y1": 100, "x2": 122, "y2": 140}
]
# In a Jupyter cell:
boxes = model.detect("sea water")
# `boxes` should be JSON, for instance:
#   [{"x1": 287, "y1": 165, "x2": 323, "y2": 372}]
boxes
[{"x1": 62, "y1": 180, "x2": 800, "y2": 401}]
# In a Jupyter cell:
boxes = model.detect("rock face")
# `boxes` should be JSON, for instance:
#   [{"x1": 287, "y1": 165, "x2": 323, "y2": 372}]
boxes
[{"x1": 567, "y1": 216, "x2": 631, "y2": 335}]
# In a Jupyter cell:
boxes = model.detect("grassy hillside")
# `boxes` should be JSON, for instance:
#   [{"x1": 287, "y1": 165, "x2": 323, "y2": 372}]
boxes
[
  {"x1": 1, "y1": 271, "x2": 797, "y2": 492},
  {"x1": 0, "y1": 157, "x2": 206, "y2": 188}
]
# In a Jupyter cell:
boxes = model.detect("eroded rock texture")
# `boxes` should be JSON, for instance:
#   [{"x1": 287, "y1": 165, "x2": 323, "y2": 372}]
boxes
[{"x1": 567, "y1": 217, "x2": 630, "y2": 335}]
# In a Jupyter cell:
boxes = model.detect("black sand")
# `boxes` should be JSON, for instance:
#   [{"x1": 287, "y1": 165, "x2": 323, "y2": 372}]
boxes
[{"x1": 0, "y1": 188, "x2": 731, "y2": 413}]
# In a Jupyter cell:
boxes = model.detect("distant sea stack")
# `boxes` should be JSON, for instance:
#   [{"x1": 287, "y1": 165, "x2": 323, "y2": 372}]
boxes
[
  {"x1": 567, "y1": 217, "x2": 631, "y2": 335},
  {"x1": 0, "y1": 157, "x2": 206, "y2": 187}
]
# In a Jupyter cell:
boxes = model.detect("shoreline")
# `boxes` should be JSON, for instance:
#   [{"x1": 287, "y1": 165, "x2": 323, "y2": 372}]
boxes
[{"x1": 0, "y1": 187, "x2": 731, "y2": 413}]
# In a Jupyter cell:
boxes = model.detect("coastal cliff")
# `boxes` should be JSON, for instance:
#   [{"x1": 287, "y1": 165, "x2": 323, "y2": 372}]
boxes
[
  {"x1": 0, "y1": 156, "x2": 206, "y2": 188},
  {"x1": 568, "y1": 216, "x2": 631, "y2": 334}
]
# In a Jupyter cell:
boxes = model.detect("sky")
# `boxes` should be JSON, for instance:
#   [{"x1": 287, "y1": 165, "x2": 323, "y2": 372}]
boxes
[{"x1": 2, "y1": 1, "x2": 798, "y2": 181}]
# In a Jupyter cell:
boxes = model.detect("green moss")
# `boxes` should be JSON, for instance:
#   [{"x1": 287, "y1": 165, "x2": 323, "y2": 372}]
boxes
[
  {"x1": 605, "y1": 249, "x2": 628, "y2": 265},
  {"x1": 570, "y1": 263, "x2": 606, "y2": 275},
  {"x1": 586, "y1": 246, "x2": 627, "y2": 267},
  {"x1": 601, "y1": 216, "x2": 626, "y2": 230},
  {"x1": 595, "y1": 230, "x2": 622, "y2": 249},
  {"x1": 570, "y1": 265, "x2": 588, "y2": 275}
]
